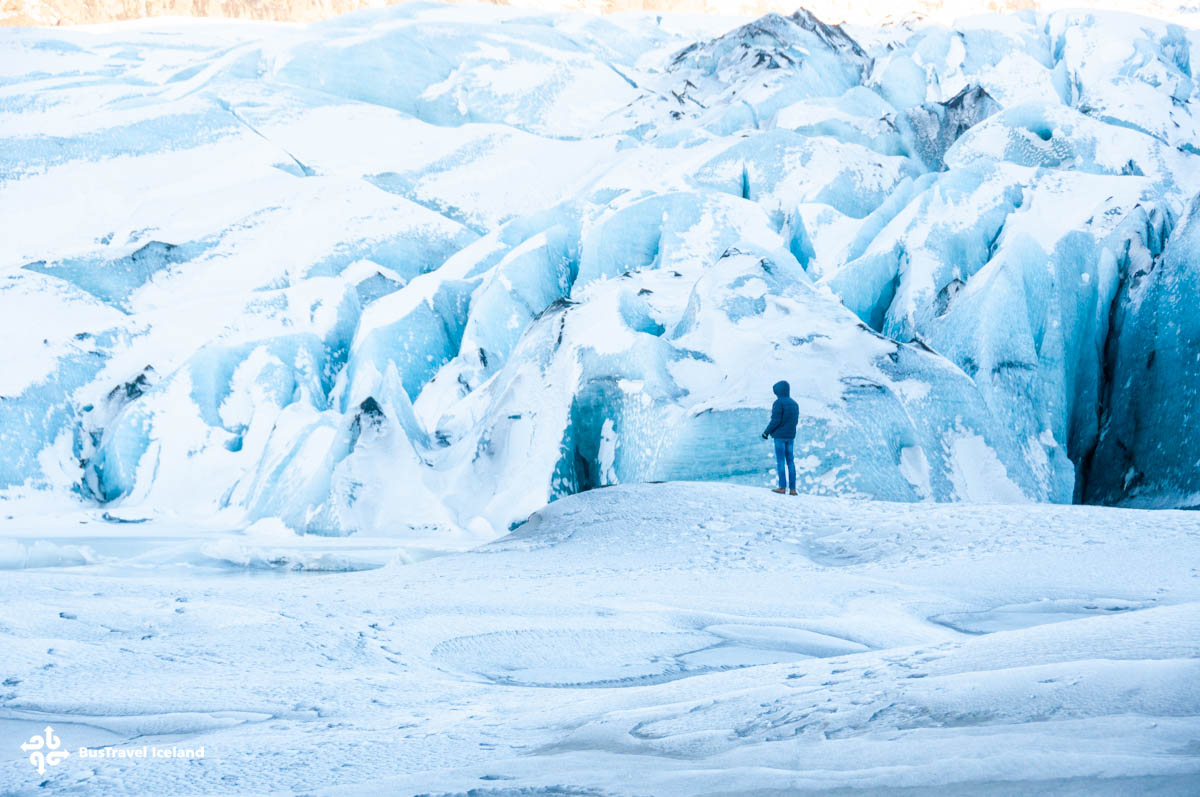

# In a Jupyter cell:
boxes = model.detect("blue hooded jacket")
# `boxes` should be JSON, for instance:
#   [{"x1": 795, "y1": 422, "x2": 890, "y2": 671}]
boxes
[{"x1": 763, "y1": 380, "x2": 799, "y2": 440}]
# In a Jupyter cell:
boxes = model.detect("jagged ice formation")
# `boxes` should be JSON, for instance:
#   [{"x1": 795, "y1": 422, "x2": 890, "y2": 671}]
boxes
[{"x1": 2, "y1": 4, "x2": 1199, "y2": 537}]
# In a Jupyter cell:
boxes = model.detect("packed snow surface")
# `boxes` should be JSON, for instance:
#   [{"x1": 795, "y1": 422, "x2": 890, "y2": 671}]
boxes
[
  {"x1": 3, "y1": 4, "x2": 1200, "y2": 536},
  {"x1": 1, "y1": 483, "x2": 1199, "y2": 794}
]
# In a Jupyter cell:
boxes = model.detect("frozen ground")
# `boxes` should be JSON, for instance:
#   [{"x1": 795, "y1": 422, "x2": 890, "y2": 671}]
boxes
[{"x1": 1, "y1": 482, "x2": 1198, "y2": 794}]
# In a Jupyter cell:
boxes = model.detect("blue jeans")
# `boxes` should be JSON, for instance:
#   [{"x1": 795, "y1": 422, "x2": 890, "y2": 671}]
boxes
[{"x1": 774, "y1": 438, "x2": 796, "y2": 490}]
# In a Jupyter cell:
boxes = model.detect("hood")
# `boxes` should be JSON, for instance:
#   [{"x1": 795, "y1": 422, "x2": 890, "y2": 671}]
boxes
[{"x1": 773, "y1": 380, "x2": 790, "y2": 397}]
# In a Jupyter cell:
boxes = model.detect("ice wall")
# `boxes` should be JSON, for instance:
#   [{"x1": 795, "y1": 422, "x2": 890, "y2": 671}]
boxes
[{"x1": 1, "y1": 4, "x2": 1197, "y2": 536}]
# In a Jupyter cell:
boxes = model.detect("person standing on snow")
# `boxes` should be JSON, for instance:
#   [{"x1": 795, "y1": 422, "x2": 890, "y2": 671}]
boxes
[{"x1": 761, "y1": 380, "x2": 799, "y2": 495}]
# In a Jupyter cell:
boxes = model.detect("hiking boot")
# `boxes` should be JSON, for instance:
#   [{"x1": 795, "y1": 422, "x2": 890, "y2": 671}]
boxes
[
  {"x1": 771, "y1": 487, "x2": 786, "y2": 494},
  {"x1": 789, "y1": 489, "x2": 798, "y2": 496}
]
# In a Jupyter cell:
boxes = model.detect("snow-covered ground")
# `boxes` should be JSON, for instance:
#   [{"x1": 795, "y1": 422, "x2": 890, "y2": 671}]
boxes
[{"x1": 2, "y1": 482, "x2": 1199, "y2": 794}]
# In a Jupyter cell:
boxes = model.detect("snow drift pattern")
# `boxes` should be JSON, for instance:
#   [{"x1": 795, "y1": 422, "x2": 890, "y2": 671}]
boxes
[{"x1": 1, "y1": 4, "x2": 1199, "y2": 536}]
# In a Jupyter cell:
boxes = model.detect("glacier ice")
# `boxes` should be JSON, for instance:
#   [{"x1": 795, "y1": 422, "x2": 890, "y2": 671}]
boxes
[
  {"x1": 1084, "y1": 195, "x2": 1200, "y2": 507},
  {"x1": 1, "y1": 2, "x2": 1199, "y2": 536}
]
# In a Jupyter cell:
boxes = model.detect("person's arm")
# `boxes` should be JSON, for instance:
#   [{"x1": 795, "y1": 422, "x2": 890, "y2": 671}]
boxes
[{"x1": 762, "y1": 399, "x2": 782, "y2": 439}]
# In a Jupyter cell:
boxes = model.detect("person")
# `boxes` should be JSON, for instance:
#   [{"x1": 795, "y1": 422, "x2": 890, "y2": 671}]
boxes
[{"x1": 761, "y1": 380, "x2": 799, "y2": 495}]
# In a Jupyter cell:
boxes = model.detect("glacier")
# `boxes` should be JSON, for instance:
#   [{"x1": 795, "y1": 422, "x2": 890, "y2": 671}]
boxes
[
  {"x1": 3, "y1": 5, "x2": 1200, "y2": 794},
  {"x1": 1, "y1": 3, "x2": 1199, "y2": 539}
]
